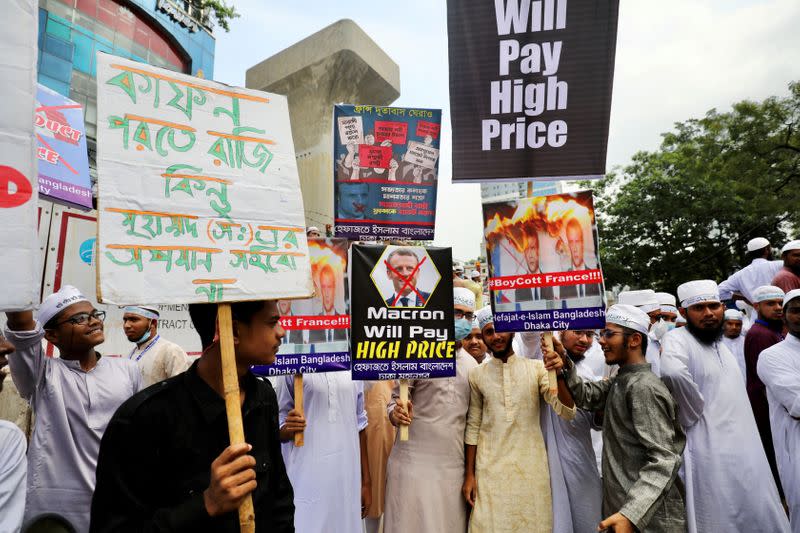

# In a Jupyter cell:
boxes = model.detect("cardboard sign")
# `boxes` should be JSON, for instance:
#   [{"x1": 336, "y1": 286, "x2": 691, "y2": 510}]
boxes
[
  {"x1": 338, "y1": 115, "x2": 364, "y2": 145},
  {"x1": 374, "y1": 120, "x2": 408, "y2": 145},
  {"x1": 358, "y1": 144, "x2": 392, "y2": 169},
  {"x1": 403, "y1": 140, "x2": 439, "y2": 170},
  {"x1": 350, "y1": 244, "x2": 455, "y2": 380},
  {"x1": 483, "y1": 190, "x2": 606, "y2": 332},
  {"x1": 415, "y1": 120, "x2": 440, "y2": 140},
  {"x1": 96, "y1": 54, "x2": 313, "y2": 305},
  {"x1": 0, "y1": 0, "x2": 40, "y2": 311}
]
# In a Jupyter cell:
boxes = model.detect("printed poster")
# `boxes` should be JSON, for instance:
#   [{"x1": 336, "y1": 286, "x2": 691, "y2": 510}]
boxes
[
  {"x1": 351, "y1": 244, "x2": 455, "y2": 380},
  {"x1": 96, "y1": 54, "x2": 313, "y2": 304},
  {"x1": 483, "y1": 191, "x2": 606, "y2": 332},
  {"x1": 252, "y1": 238, "x2": 350, "y2": 376},
  {"x1": 0, "y1": 0, "x2": 40, "y2": 311},
  {"x1": 447, "y1": 0, "x2": 620, "y2": 182},
  {"x1": 35, "y1": 84, "x2": 92, "y2": 209},
  {"x1": 334, "y1": 104, "x2": 441, "y2": 241}
]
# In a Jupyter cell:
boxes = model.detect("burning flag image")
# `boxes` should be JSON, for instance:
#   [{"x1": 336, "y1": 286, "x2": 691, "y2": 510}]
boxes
[{"x1": 482, "y1": 191, "x2": 606, "y2": 333}]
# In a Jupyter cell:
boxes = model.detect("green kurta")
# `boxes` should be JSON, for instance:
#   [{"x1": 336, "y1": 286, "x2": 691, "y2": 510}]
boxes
[{"x1": 565, "y1": 362, "x2": 687, "y2": 532}]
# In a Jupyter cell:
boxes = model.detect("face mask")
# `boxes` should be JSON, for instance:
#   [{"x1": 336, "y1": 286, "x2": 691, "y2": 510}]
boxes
[
  {"x1": 651, "y1": 319, "x2": 675, "y2": 341},
  {"x1": 133, "y1": 321, "x2": 154, "y2": 344},
  {"x1": 455, "y1": 318, "x2": 472, "y2": 341}
]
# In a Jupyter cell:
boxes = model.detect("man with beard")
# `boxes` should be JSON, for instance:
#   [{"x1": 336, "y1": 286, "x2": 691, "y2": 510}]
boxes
[
  {"x1": 123, "y1": 306, "x2": 190, "y2": 387},
  {"x1": 744, "y1": 285, "x2": 786, "y2": 496},
  {"x1": 462, "y1": 307, "x2": 575, "y2": 533},
  {"x1": 554, "y1": 305, "x2": 686, "y2": 533},
  {"x1": 0, "y1": 335, "x2": 27, "y2": 531},
  {"x1": 772, "y1": 240, "x2": 800, "y2": 293},
  {"x1": 4, "y1": 286, "x2": 142, "y2": 532},
  {"x1": 383, "y1": 288, "x2": 479, "y2": 533},
  {"x1": 721, "y1": 309, "x2": 747, "y2": 382},
  {"x1": 758, "y1": 289, "x2": 800, "y2": 533},
  {"x1": 660, "y1": 280, "x2": 789, "y2": 532}
]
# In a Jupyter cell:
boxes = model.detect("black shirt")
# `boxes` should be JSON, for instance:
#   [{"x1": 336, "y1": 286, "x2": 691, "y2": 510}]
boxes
[{"x1": 90, "y1": 362, "x2": 294, "y2": 532}]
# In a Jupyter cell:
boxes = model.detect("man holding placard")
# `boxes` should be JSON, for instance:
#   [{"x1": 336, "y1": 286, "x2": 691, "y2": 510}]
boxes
[
  {"x1": 4, "y1": 286, "x2": 142, "y2": 532},
  {"x1": 91, "y1": 301, "x2": 295, "y2": 532}
]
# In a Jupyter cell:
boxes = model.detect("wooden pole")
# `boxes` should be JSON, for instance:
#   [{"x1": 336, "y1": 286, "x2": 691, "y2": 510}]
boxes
[
  {"x1": 217, "y1": 303, "x2": 256, "y2": 533},
  {"x1": 399, "y1": 379, "x2": 410, "y2": 441},
  {"x1": 293, "y1": 374, "x2": 305, "y2": 446},
  {"x1": 542, "y1": 331, "x2": 559, "y2": 395}
]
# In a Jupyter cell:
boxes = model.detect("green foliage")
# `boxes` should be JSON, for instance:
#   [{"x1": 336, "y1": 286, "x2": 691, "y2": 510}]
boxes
[
  {"x1": 586, "y1": 82, "x2": 800, "y2": 293},
  {"x1": 191, "y1": 0, "x2": 239, "y2": 32}
]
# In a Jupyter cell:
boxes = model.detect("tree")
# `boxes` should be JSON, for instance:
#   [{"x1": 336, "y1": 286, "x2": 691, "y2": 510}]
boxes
[
  {"x1": 586, "y1": 82, "x2": 800, "y2": 294},
  {"x1": 190, "y1": 0, "x2": 239, "y2": 32}
]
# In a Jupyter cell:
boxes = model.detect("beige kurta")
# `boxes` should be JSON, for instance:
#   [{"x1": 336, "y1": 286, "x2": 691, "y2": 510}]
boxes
[
  {"x1": 364, "y1": 380, "x2": 396, "y2": 518},
  {"x1": 465, "y1": 353, "x2": 575, "y2": 533},
  {"x1": 127, "y1": 336, "x2": 191, "y2": 387},
  {"x1": 383, "y1": 350, "x2": 479, "y2": 533}
]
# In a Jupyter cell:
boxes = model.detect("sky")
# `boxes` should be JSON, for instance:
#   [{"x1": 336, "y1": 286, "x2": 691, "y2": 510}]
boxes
[{"x1": 213, "y1": 0, "x2": 800, "y2": 261}]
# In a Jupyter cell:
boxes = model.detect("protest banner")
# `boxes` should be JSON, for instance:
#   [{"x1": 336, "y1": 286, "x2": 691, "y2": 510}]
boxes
[
  {"x1": 35, "y1": 84, "x2": 92, "y2": 209},
  {"x1": 96, "y1": 56, "x2": 313, "y2": 532},
  {"x1": 351, "y1": 243, "x2": 455, "y2": 380},
  {"x1": 334, "y1": 105, "x2": 441, "y2": 241},
  {"x1": 483, "y1": 190, "x2": 606, "y2": 332},
  {"x1": 96, "y1": 54, "x2": 313, "y2": 305},
  {"x1": 0, "y1": 0, "x2": 39, "y2": 311},
  {"x1": 447, "y1": 0, "x2": 620, "y2": 182},
  {"x1": 252, "y1": 238, "x2": 350, "y2": 377}
]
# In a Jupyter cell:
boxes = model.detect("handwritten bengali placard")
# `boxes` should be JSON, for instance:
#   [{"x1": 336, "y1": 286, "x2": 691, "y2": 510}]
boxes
[{"x1": 95, "y1": 54, "x2": 313, "y2": 304}]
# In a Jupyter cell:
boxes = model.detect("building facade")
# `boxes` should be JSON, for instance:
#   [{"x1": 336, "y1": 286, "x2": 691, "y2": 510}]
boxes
[{"x1": 37, "y1": 0, "x2": 215, "y2": 143}]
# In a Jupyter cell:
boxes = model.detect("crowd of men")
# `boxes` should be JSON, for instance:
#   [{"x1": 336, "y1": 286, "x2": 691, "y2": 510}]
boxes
[{"x1": 0, "y1": 236, "x2": 799, "y2": 532}]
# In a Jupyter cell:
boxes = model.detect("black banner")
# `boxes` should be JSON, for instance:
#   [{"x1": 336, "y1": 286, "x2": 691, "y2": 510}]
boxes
[
  {"x1": 447, "y1": 0, "x2": 620, "y2": 182},
  {"x1": 350, "y1": 244, "x2": 455, "y2": 380}
]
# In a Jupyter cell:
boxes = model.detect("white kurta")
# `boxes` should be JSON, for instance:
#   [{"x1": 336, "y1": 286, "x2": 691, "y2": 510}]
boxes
[
  {"x1": 758, "y1": 334, "x2": 800, "y2": 533},
  {"x1": 660, "y1": 327, "x2": 789, "y2": 533},
  {"x1": 646, "y1": 334, "x2": 662, "y2": 376},
  {"x1": 276, "y1": 372, "x2": 367, "y2": 533},
  {"x1": 721, "y1": 335, "x2": 746, "y2": 384},
  {"x1": 718, "y1": 258, "x2": 784, "y2": 302},
  {"x1": 518, "y1": 333, "x2": 602, "y2": 532},
  {"x1": 127, "y1": 335, "x2": 190, "y2": 387}
]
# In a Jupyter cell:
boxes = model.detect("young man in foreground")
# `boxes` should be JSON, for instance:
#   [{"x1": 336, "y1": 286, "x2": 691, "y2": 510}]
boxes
[
  {"x1": 552, "y1": 304, "x2": 687, "y2": 533},
  {"x1": 90, "y1": 301, "x2": 294, "y2": 532}
]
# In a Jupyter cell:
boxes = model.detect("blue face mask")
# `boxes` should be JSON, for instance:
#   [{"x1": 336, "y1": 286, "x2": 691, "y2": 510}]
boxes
[
  {"x1": 455, "y1": 318, "x2": 472, "y2": 341},
  {"x1": 133, "y1": 322, "x2": 153, "y2": 344}
]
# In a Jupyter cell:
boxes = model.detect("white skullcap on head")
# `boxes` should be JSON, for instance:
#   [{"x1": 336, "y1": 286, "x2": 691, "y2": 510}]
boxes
[
  {"x1": 677, "y1": 280, "x2": 720, "y2": 308},
  {"x1": 783, "y1": 289, "x2": 800, "y2": 308},
  {"x1": 454, "y1": 264, "x2": 464, "y2": 272},
  {"x1": 655, "y1": 292, "x2": 678, "y2": 313},
  {"x1": 724, "y1": 309, "x2": 744, "y2": 321},
  {"x1": 453, "y1": 287, "x2": 476, "y2": 311},
  {"x1": 676, "y1": 314, "x2": 687, "y2": 325},
  {"x1": 752, "y1": 285, "x2": 785, "y2": 303},
  {"x1": 123, "y1": 306, "x2": 160, "y2": 320},
  {"x1": 476, "y1": 306, "x2": 494, "y2": 331},
  {"x1": 605, "y1": 304, "x2": 650, "y2": 335},
  {"x1": 781, "y1": 240, "x2": 800, "y2": 254},
  {"x1": 38, "y1": 285, "x2": 89, "y2": 326},
  {"x1": 470, "y1": 270, "x2": 481, "y2": 279},
  {"x1": 471, "y1": 316, "x2": 480, "y2": 330},
  {"x1": 306, "y1": 226, "x2": 320, "y2": 234},
  {"x1": 747, "y1": 237, "x2": 770, "y2": 252},
  {"x1": 618, "y1": 290, "x2": 660, "y2": 313}
]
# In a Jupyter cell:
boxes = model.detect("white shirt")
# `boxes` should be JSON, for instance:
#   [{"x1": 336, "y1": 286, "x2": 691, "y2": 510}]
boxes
[
  {"x1": 660, "y1": 327, "x2": 790, "y2": 533},
  {"x1": 718, "y1": 258, "x2": 783, "y2": 302},
  {"x1": 758, "y1": 334, "x2": 800, "y2": 533},
  {"x1": 721, "y1": 335, "x2": 747, "y2": 384},
  {"x1": 0, "y1": 420, "x2": 26, "y2": 533},
  {"x1": 128, "y1": 335, "x2": 190, "y2": 388}
]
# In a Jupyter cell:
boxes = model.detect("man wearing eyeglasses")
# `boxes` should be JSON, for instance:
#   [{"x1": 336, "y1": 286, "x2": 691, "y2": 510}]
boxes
[{"x1": 3, "y1": 285, "x2": 142, "y2": 532}]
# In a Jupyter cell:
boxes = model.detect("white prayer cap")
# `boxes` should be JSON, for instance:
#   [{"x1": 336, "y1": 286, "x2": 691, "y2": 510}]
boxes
[
  {"x1": 453, "y1": 287, "x2": 476, "y2": 311},
  {"x1": 677, "y1": 280, "x2": 720, "y2": 308},
  {"x1": 123, "y1": 306, "x2": 160, "y2": 320},
  {"x1": 655, "y1": 292, "x2": 678, "y2": 313},
  {"x1": 724, "y1": 309, "x2": 744, "y2": 322},
  {"x1": 470, "y1": 270, "x2": 481, "y2": 280},
  {"x1": 476, "y1": 306, "x2": 494, "y2": 331},
  {"x1": 471, "y1": 317, "x2": 480, "y2": 330},
  {"x1": 752, "y1": 285, "x2": 785, "y2": 303},
  {"x1": 781, "y1": 240, "x2": 800, "y2": 254},
  {"x1": 605, "y1": 304, "x2": 650, "y2": 335},
  {"x1": 618, "y1": 290, "x2": 660, "y2": 313},
  {"x1": 747, "y1": 237, "x2": 770, "y2": 252},
  {"x1": 783, "y1": 289, "x2": 800, "y2": 308},
  {"x1": 676, "y1": 314, "x2": 687, "y2": 325},
  {"x1": 306, "y1": 226, "x2": 320, "y2": 234},
  {"x1": 38, "y1": 285, "x2": 89, "y2": 326}
]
